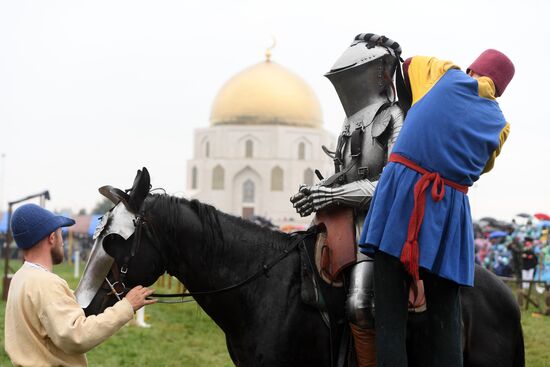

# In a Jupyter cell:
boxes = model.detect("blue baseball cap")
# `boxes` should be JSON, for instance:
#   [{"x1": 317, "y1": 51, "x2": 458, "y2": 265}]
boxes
[{"x1": 11, "y1": 204, "x2": 75, "y2": 250}]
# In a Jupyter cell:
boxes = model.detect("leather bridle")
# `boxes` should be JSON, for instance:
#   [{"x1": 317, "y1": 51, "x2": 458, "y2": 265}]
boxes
[
  {"x1": 100, "y1": 211, "x2": 313, "y2": 306},
  {"x1": 101, "y1": 213, "x2": 188, "y2": 304}
]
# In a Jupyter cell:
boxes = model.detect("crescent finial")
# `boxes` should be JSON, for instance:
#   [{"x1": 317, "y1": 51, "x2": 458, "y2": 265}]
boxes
[{"x1": 265, "y1": 36, "x2": 276, "y2": 62}]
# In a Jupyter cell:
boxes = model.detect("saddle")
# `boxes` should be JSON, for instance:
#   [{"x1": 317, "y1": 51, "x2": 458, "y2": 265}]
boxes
[
  {"x1": 313, "y1": 207, "x2": 357, "y2": 287},
  {"x1": 299, "y1": 225, "x2": 347, "y2": 314}
]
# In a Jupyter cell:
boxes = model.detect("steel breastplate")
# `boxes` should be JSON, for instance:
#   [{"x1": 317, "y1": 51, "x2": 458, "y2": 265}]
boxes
[
  {"x1": 342, "y1": 138, "x2": 385, "y2": 183},
  {"x1": 339, "y1": 101, "x2": 390, "y2": 183}
]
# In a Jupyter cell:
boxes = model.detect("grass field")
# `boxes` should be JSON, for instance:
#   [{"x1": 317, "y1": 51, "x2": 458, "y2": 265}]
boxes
[{"x1": 0, "y1": 262, "x2": 548, "y2": 366}]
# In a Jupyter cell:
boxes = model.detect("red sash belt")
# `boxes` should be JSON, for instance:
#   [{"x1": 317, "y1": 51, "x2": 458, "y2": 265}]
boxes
[{"x1": 388, "y1": 153, "x2": 469, "y2": 280}]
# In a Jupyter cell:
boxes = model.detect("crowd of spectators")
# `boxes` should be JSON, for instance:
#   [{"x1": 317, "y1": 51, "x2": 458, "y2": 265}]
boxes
[{"x1": 474, "y1": 214, "x2": 550, "y2": 287}]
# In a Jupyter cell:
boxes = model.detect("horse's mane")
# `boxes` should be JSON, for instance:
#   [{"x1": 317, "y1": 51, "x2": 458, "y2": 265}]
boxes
[{"x1": 144, "y1": 193, "x2": 291, "y2": 254}]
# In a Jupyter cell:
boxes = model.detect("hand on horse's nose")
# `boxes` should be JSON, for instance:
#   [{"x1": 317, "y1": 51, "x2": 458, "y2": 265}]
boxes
[{"x1": 125, "y1": 286, "x2": 157, "y2": 311}]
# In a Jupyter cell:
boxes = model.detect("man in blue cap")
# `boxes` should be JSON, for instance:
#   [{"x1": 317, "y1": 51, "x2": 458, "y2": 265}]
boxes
[{"x1": 4, "y1": 204, "x2": 156, "y2": 367}]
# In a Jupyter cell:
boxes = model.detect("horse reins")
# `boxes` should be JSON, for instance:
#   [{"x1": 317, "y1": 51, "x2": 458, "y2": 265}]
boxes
[{"x1": 103, "y1": 212, "x2": 313, "y2": 304}]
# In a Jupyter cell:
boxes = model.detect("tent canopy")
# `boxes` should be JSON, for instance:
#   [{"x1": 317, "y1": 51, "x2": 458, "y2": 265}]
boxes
[
  {"x1": 0, "y1": 211, "x2": 8, "y2": 233},
  {"x1": 69, "y1": 215, "x2": 102, "y2": 236}
]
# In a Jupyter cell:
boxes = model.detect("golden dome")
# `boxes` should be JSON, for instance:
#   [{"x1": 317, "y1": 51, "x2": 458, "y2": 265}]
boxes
[{"x1": 210, "y1": 60, "x2": 323, "y2": 128}]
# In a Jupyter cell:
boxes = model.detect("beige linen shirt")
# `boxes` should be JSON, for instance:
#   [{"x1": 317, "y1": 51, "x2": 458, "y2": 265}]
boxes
[{"x1": 5, "y1": 262, "x2": 134, "y2": 367}]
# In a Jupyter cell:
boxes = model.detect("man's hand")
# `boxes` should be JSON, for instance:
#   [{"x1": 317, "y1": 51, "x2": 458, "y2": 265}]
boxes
[{"x1": 125, "y1": 285, "x2": 157, "y2": 312}]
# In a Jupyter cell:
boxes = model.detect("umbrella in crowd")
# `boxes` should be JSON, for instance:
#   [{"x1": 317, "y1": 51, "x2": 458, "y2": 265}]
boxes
[
  {"x1": 534, "y1": 213, "x2": 550, "y2": 221},
  {"x1": 489, "y1": 230, "x2": 508, "y2": 239},
  {"x1": 480, "y1": 217, "x2": 499, "y2": 226},
  {"x1": 479, "y1": 217, "x2": 513, "y2": 232},
  {"x1": 516, "y1": 213, "x2": 532, "y2": 218}
]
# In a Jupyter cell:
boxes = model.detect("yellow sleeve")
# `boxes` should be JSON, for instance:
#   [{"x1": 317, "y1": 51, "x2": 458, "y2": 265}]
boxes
[
  {"x1": 483, "y1": 122, "x2": 510, "y2": 174},
  {"x1": 408, "y1": 56, "x2": 460, "y2": 105},
  {"x1": 38, "y1": 275, "x2": 134, "y2": 354},
  {"x1": 477, "y1": 76, "x2": 497, "y2": 100}
]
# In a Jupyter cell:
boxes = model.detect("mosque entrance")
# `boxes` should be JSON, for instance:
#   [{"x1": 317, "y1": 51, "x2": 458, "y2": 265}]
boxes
[{"x1": 242, "y1": 207, "x2": 254, "y2": 219}]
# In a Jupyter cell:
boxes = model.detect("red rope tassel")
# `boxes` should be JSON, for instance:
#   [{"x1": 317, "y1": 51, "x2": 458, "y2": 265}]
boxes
[{"x1": 400, "y1": 240, "x2": 419, "y2": 280}]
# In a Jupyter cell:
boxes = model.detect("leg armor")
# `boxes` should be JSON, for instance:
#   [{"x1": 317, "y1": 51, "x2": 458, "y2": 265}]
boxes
[{"x1": 346, "y1": 256, "x2": 375, "y2": 329}]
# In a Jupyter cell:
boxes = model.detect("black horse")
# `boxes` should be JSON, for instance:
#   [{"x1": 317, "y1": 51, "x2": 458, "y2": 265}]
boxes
[{"x1": 84, "y1": 169, "x2": 524, "y2": 367}]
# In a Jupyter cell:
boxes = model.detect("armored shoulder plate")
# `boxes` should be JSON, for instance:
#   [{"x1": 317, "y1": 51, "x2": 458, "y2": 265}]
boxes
[{"x1": 372, "y1": 106, "x2": 393, "y2": 138}]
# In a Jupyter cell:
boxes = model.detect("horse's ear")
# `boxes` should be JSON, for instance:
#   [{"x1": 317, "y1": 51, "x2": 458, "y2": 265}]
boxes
[
  {"x1": 98, "y1": 185, "x2": 130, "y2": 206},
  {"x1": 128, "y1": 167, "x2": 150, "y2": 212}
]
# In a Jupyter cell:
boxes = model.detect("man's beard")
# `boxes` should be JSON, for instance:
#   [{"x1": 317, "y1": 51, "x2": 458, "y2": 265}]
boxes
[{"x1": 51, "y1": 244, "x2": 64, "y2": 265}]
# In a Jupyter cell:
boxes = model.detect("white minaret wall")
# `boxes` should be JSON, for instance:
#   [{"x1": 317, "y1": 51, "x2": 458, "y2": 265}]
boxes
[{"x1": 187, "y1": 124, "x2": 334, "y2": 226}]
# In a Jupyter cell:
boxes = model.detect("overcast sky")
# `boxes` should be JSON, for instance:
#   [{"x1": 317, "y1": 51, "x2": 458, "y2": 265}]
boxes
[{"x1": 1, "y1": 0, "x2": 548, "y2": 221}]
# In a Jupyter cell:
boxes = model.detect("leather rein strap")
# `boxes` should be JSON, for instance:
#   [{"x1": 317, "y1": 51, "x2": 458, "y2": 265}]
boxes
[
  {"x1": 105, "y1": 218, "x2": 313, "y2": 302},
  {"x1": 153, "y1": 231, "x2": 311, "y2": 299}
]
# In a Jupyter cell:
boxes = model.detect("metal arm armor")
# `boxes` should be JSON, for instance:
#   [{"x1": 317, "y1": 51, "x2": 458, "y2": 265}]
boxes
[
  {"x1": 290, "y1": 179, "x2": 377, "y2": 217},
  {"x1": 387, "y1": 104, "x2": 404, "y2": 156},
  {"x1": 330, "y1": 179, "x2": 378, "y2": 209}
]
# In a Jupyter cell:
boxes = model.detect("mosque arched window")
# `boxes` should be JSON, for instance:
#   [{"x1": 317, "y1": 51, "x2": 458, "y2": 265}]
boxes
[
  {"x1": 212, "y1": 165, "x2": 225, "y2": 190},
  {"x1": 304, "y1": 168, "x2": 314, "y2": 186},
  {"x1": 205, "y1": 141, "x2": 210, "y2": 158},
  {"x1": 271, "y1": 166, "x2": 284, "y2": 191},
  {"x1": 243, "y1": 179, "x2": 255, "y2": 203},
  {"x1": 245, "y1": 140, "x2": 254, "y2": 158},
  {"x1": 191, "y1": 166, "x2": 198, "y2": 189},
  {"x1": 298, "y1": 142, "x2": 306, "y2": 160}
]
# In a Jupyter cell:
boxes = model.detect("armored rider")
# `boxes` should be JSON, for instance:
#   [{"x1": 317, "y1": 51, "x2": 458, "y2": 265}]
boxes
[{"x1": 291, "y1": 33, "x2": 405, "y2": 367}]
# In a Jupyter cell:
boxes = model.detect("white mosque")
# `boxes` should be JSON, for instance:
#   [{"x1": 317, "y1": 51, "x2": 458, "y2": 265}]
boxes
[{"x1": 186, "y1": 51, "x2": 334, "y2": 227}]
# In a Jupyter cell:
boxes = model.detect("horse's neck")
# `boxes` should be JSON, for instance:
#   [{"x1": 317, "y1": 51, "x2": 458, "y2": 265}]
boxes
[
  {"x1": 156, "y1": 198, "x2": 283, "y2": 291},
  {"x1": 154, "y1": 198, "x2": 292, "y2": 332}
]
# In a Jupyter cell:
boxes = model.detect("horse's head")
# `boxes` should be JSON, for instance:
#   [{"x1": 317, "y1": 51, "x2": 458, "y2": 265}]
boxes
[{"x1": 76, "y1": 168, "x2": 166, "y2": 315}]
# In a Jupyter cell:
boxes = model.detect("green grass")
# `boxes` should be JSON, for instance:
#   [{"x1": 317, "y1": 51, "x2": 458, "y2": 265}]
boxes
[
  {"x1": 0, "y1": 262, "x2": 549, "y2": 366},
  {"x1": 523, "y1": 310, "x2": 550, "y2": 367},
  {"x1": 0, "y1": 261, "x2": 232, "y2": 367}
]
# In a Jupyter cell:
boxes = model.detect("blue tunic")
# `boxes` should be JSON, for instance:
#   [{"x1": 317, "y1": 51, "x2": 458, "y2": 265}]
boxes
[{"x1": 359, "y1": 67, "x2": 507, "y2": 286}]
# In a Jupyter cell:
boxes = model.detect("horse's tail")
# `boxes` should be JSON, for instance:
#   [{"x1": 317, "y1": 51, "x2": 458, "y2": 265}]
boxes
[{"x1": 514, "y1": 328, "x2": 525, "y2": 367}]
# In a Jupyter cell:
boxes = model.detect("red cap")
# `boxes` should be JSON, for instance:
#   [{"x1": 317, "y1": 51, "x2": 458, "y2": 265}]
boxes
[{"x1": 467, "y1": 49, "x2": 515, "y2": 97}]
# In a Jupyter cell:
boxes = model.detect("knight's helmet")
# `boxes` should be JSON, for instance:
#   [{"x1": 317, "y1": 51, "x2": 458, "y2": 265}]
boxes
[{"x1": 325, "y1": 34, "x2": 406, "y2": 117}]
